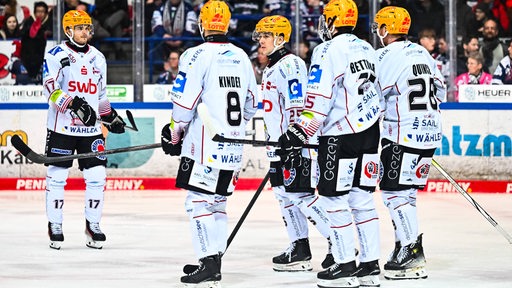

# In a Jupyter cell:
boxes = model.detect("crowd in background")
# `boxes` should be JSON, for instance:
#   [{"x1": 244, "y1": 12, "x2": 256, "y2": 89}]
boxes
[{"x1": 2, "y1": 0, "x2": 512, "y2": 100}]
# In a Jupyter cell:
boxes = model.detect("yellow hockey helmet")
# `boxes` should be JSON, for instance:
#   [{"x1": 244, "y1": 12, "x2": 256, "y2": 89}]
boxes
[
  {"x1": 199, "y1": 0, "x2": 231, "y2": 34},
  {"x1": 253, "y1": 15, "x2": 292, "y2": 43},
  {"x1": 62, "y1": 10, "x2": 92, "y2": 34},
  {"x1": 322, "y1": 0, "x2": 358, "y2": 29},
  {"x1": 373, "y1": 6, "x2": 411, "y2": 35}
]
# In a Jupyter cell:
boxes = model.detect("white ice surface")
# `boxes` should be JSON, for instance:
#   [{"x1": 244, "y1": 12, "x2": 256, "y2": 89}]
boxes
[{"x1": 1, "y1": 189, "x2": 512, "y2": 288}]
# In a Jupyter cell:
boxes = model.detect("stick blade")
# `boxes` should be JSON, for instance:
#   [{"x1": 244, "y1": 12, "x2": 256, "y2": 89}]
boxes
[
  {"x1": 10, "y1": 135, "x2": 47, "y2": 164},
  {"x1": 197, "y1": 103, "x2": 217, "y2": 139},
  {"x1": 125, "y1": 110, "x2": 138, "y2": 131}
]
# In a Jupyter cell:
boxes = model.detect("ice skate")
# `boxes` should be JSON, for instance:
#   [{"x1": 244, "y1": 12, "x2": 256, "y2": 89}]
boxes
[
  {"x1": 383, "y1": 241, "x2": 400, "y2": 270},
  {"x1": 48, "y1": 222, "x2": 64, "y2": 250},
  {"x1": 356, "y1": 260, "x2": 380, "y2": 287},
  {"x1": 183, "y1": 252, "x2": 222, "y2": 274},
  {"x1": 272, "y1": 238, "x2": 312, "y2": 272},
  {"x1": 85, "y1": 220, "x2": 106, "y2": 249},
  {"x1": 181, "y1": 254, "x2": 222, "y2": 288},
  {"x1": 384, "y1": 234, "x2": 427, "y2": 280},
  {"x1": 322, "y1": 248, "x2": 359, "y2": 269},
  {"x1": 317, "y1": 260, "x2": 359, "y2": 288}
]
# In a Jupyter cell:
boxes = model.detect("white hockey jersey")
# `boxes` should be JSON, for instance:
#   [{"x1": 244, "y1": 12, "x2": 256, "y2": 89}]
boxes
[
  {"x1": 261, "y1": 51, "x2": 312, "y2": 161},
  {"x1": 297, "y1": 33, "x2": 381, "y2": 137},
  {"x1": 42, "y1": 42, "x2": 110, "y2": 137},
  {"x1": 170, "y1": 40, "x2": 258, "y2": 171},
  {"x1": 376, "y1": 40, "x2": 446, "y2": 149}
]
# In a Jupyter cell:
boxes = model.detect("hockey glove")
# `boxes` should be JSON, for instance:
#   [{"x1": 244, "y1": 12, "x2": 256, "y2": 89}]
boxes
[
  {"x1": 101, "y1": 108, "x2": 126, "y2": 134},
  {"x1": 161, "y1": 123, "x2": 182, "y2": 156},
  {"x1": 69, "y1": 97, "x2": 97, "y2": 127},
  {"x1": 276, "y1": 124, "x2": 308, "y2": 170}
]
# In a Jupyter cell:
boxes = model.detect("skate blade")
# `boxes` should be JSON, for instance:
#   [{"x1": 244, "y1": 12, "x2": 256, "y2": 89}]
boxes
[
  {"x1": 49, "y1": 241, "x2": 62, "y2": 250},
  {"x1": 359, "y1": 275, "x2": 380, "y2": 287},
  {"x1": 273, "y1": 260, "x2": 313, "y2": 272},
  {"x1": 86, "y1": 236, "x2": 104, "y2": 249},
  {"x1": 317, "y1": 276, "x2": 360, "y2": 288},
  {"x1": 182, "y1": 280, "x2": 221, "y2": 288},
  {"x1": 384, "y1": 266, "x2": 427, "y2": 280}
]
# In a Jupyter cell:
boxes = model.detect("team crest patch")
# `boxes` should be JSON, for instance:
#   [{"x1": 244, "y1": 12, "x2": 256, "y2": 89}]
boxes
[
  {"x1": 364, "y1": 161, "x2": 379, "y2": 179},
  {"x1": 282, "y1": 168, "x2": 296, "y2": 186},
  {"x1": 91, "y1": 139, "x2": 106, "y2": 160},
  {"x1": 416, "y1": 163, "x2": 430, "y2": 178}
]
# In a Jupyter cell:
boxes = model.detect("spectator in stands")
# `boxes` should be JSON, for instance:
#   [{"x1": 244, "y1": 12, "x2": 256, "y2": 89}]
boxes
[
  {"x1": 456, "y1": 0, "x2": 473, "y2": 38},
  {"x1": 492, "y1": 40, "x2": 512, "y2": 84},
  {"x1": 454, "y1": 51, "x2": 492, "y2": 101},
  {"x1": 250, "y1": 45, "x2": 268, "y2": 84},
  {"x1": 300, "y1": 0, "x2": 324, "y2": 49},
  {"x1": 434, "y1": 34, "x2": 450, "y2": 84},
  {"x1": 1, "y1": 0, "x2": 26, "y2": 24},
  {"x1": 145, "y1": 0, "x2": 163, "y2": 37},
  {"x1": 75, "y1": 2, "x2": 109, "y2": 40},
  {"x1": 298, "y1": 40, "x2": 312, "y2": 69},
  {"x1": 478, "y1": 0, "x2": 510, "y2": 36},
  {"x1": 229, "y1": 0, "x2": 262, "y2": 51},
  {"x1": 155, "y1": 49, "x2": 181, "y2": 84},
  {"x1": 263, "y1": 0, "x2": 291, "y2": 15},
  {"x1": 94, "y1": 0, "x2": 131, "y2": 60},
  {"x1": 353, "y1": 0, "x2": 369, "y2": 40},
  {"x1": 418, "y1": 28, "x2": 437, "y2": 54},
  {"x1": 8, "y1": 40, "x2": 36, "y2": 85},
  {"x1": 0, "y1": 13, "x2": 20, "y2": 39},
  {"x1": 406, "y1": 0, "x2": 445, "y2": 40},
  {"x1": 19, "y1": 1, "x2": 51, "y2": 83},
  {"x1": 467, "y1": 2, "x2": 493, "y2": 38},
  {"x1": 63, "y1": 0, "x2": 109, "y2": 40},
  {"x1": 150, "y1": 0, "x2": 198, "y2": 64},
  {"x1": 457, "y1": 35, "x2": 480, "y2": 75},
  {"x1": 480, "y1": 18, "x2": 508, "y2": 74}
]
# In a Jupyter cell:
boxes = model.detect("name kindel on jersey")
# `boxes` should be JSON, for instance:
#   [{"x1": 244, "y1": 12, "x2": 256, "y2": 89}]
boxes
[{"x1": 218, "y1": 76, "x2": 241, "y2": 88}]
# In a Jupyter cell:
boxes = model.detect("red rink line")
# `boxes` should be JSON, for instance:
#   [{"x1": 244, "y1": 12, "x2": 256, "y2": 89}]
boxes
[{"x1": 1, "y1": 178, "x2": 512, "y2": 193}]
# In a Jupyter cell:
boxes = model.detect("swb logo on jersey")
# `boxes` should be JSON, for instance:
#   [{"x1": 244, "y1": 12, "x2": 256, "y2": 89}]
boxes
[
  {"x1": 68, "y1": 79, "x2": 97, "y2": 94},
  {"x1": 172, "y1": 71, "x2": 187, "y2": 93}
]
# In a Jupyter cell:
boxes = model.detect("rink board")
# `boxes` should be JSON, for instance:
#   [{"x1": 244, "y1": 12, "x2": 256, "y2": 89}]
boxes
[{"x1": 1, "y1": 101, "x2": 512, "y2": 192}]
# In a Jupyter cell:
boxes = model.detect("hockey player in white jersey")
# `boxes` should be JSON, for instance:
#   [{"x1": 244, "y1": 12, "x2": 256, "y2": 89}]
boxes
[
  {"x1": 42, "y1": 10, "x2": 126, "y2": 250},
  {"x1": 277, "y1": 0, "x2": 382, "y2": 287},
  {"x1": 252, "y1": 15, "x2": 332, "y2": 272},
  {"x1": 159, "y1": 1, "x2": 258, "y2": 286},
  {"x1": 372, "y1": 6, "x2": 446, "y2": 280}
]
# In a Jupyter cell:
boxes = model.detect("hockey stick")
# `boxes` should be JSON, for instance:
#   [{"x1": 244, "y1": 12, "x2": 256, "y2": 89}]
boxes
[
  {"x1": 227, "y1": 171, "x2": 270, "y2": 248},
  {"x1": 431, "y1": 159, "x2": 512, "y2": 244},
  {"x1": 196, "y1": 103, "x2": 318, "y2": 148},
  {"x1": 183, "y1": 172, "x2": 270, "y2": 274},
  {"x1": 10, "y1": 135, "x2": 161, "y2": 164},
  {"x1": 99, "y1": 110, "x2": 139, "y2": 131}
]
